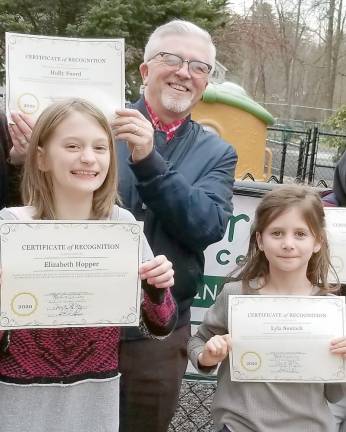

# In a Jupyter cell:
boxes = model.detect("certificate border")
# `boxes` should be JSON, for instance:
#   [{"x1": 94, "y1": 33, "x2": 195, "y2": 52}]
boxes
[
  {"x1": 325, "y1": 207, "x2": 346, "y2": 283},
  {"x1": 229, "y1": 295, "x2": 346, "y2": 383},
  {"x1": 5, "y1": 32, "x2": 125, "y2": 118},
  {"x1": 0, "y1": 220, "x2": 142, "y2": 329}
]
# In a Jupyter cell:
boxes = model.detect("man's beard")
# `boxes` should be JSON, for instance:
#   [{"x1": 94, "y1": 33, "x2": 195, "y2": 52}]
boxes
[{"x1": 161, "y1": 92, "x2": 193, "y2": 113}]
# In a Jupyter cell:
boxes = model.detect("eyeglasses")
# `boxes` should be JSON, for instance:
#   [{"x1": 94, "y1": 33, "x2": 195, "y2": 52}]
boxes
[{"x1": 148, "y1": 52, "x2": 212, "y2": 76}]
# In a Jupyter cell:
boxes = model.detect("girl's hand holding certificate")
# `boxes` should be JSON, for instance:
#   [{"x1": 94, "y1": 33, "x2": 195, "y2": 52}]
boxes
[
  {"x1": 139, "y1": 255, "x2": 174, "y2": 289},
  {"x1": 198, "y1": 334, "x2": 232, "y2": 367},
  {"x1": 330, "y1": 337, "x2": 346, "y2": 358}
]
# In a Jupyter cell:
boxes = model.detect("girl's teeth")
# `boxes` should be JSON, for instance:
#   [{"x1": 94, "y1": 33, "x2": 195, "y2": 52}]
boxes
[{"x1": 73, "y1": 171, "x2": 96, "y2": 175}]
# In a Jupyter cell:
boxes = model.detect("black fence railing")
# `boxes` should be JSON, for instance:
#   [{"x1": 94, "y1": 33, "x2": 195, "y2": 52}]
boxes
[{"x1": 266, "y1": 125, "x2": 346, "y2": 187}]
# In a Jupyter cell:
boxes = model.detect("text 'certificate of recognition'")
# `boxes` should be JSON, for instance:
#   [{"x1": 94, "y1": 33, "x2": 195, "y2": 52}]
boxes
[
  {"x1": 325, "y1": 208, "x2": 346, "y2": 283},
  {"x1": 0, "y1": 221, "x2": 142, "y2": 329},
  {"x1": 6, "y1": 33, "x2": 125, "y2": 120},
  {"x1": 228, "y1": 295, "x2": 346, "y2": 383}
]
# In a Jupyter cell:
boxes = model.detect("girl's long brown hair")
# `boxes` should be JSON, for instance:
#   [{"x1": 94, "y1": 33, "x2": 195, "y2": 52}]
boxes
[{"x1": 22, "y1": 98, "x2": 120, "y2": 220}]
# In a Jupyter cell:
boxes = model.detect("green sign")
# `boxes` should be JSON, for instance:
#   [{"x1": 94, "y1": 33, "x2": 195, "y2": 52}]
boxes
[{"x1": 193, "y1": 275, "x2": 226, "y2": 308}]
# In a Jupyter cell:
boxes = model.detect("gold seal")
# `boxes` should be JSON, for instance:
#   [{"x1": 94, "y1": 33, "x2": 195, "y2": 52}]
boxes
[
  {"x1": 11, "y1": 292, "x2": 38, "y2": 317},
  {"x1": 17, "y1": 93, "x2": 39, "y2": 115},
  {"x1": 240, "y1": 351, "x2": 262, "y2": 371}
]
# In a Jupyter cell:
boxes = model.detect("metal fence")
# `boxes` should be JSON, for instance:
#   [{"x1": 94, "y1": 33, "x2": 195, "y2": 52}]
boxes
[{"x1": 266, "y1": 125, "x2": 346, "y2": 187}]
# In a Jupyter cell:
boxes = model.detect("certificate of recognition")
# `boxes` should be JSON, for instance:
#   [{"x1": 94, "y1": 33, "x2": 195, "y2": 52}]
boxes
[
  {"x1": 228, "y1": 295, "x2": 346, "y2": 383},
  {"x1": 325, "y1": 208, "x2": 346, "y2": 283},
  {"x1": 0, "y1": 221, "x2": 142, "y2": 329},
  {"x1": 6, "y1": 33, "x2": 125, "y2": 120}
]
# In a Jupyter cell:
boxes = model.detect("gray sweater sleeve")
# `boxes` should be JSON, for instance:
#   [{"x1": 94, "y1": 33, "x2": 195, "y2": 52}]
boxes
[{"x1": 188, "y1": 285, "x2": 231, "y2": 375}]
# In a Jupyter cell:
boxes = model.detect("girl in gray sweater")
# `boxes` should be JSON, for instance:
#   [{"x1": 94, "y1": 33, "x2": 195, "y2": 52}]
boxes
[{"x1": 188, "y1": 185, "x2": 346, "y2": 432}]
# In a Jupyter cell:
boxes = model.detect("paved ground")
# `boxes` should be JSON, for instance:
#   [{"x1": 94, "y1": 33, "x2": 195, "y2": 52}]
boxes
[{"x1": 169, "y1": 380, "x2": 217, "y2": 432}]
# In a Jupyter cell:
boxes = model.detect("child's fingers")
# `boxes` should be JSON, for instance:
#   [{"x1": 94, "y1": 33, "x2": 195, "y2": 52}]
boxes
[
  {"x1": 222, "y1": 334, "x2": 232, "y2": 350},
  {"x1": 207, "y1": 335, "x2": 229, "y2": 356},
  {"x1": 330, "y1": 336, "x2": 346, "y2": 356},
  {"x1": 147, "y1": 269, "x2": 175, "y2": 288},
  {"x1": 199, "y1": 335, "x2": 230, "y2": 367},
  {"x1": 205, "y1": 340, "x2": 219, "y2": 355},
  {"x1": 330, "y1": 349, "x2": 346, "y2": 358},
  {"x1": 139, "y1": 255, "x2": 165, "y2": 273},
  {"x1": 140, "y1": 256, "x2": 174, "y2": 288},
  {"x1": 149, "y1": 278, "x2": 174, "y2": 289},
  {"x1": 330, "y1": 337, "x2": 346, "y2": 346},
  {"x1": 140, "y1": 255, "x2": 172, "y2": 279},
  {"x1": 147, "y1": 270, "x2": 174, "y2": 283}
]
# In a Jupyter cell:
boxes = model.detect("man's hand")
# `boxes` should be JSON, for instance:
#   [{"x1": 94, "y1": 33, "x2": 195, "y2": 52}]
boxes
[
  {"x1": 112, "y1": 109, "x2": 154, "y2": 163},
  {"x1": 8, "y1": 112, "x2": 35, "y2": 165},
  {"x1": 198, "y1": 334, "x2": 232, "y2": 367}
]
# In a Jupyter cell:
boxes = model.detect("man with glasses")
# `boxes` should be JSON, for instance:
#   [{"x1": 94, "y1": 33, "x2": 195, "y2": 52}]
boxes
[{"x1": 113, "y1": 20, "x2": 237, "y2": 432}]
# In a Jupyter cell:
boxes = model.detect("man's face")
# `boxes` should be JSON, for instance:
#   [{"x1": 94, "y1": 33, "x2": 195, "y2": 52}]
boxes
[{"x1": 140, "y1": 35, "x2": 211, "y2": 121}]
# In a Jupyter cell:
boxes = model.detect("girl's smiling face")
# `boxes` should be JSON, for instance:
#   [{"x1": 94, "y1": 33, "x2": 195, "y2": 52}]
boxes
[
  {"x1": 256, "y1": 207, "x2": 321, "y2": 276},
  {"x1": 38, "y1": 111, "x2": 110, "y2": 200}
]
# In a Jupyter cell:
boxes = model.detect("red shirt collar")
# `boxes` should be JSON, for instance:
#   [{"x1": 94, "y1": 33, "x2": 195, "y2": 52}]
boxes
[{"x1": 145, "y1": 99, "x2": 186, "y2": 142}]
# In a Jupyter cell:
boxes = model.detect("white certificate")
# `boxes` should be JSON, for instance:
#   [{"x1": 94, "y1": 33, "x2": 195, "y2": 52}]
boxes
[
  {"x1": 6, "y1": 33, "x2": 125, "y2": 120},
  {"x1": 325, "y1": 208, "x2": 346, "y2": 283},
  {"x1": 228, "y1": 295, "x2": 346, "y2": 383},
  {"x1": 0, "y1": 220, "x2": 142, "y2": 329}
]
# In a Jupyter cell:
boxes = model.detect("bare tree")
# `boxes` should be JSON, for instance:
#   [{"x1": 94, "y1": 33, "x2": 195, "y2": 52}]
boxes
[
  {"x1": 325, "y1": 0, "x2": 346, "y2": 108},
  {"x1": 274, "y1": 0, "x2": 313, "y2": 117}
]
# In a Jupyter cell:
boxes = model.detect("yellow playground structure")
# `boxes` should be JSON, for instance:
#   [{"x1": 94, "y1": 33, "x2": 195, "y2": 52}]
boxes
[{"x1": 192, "y1": 81, "x2": 275, "y2": 181}]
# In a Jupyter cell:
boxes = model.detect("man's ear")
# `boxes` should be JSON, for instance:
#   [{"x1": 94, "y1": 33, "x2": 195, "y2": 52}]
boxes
[
  {"x1": 256, "y1": 232, "x2": 263, "y2": 251},
  {"x1": 37, "y1": 147, "x2": 47, "y2": 172},
  {"x1": 139, "y1": 63, "x2": 149, "y2": 85}
]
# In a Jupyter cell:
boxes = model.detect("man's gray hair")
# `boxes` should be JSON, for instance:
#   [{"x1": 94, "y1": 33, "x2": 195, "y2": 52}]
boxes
[{"x1": 143, "y1": 20, "x2": 216, "y2": 71}]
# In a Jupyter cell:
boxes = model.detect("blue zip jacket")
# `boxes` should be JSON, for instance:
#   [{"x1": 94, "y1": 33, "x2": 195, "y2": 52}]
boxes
[{"x1": 117, "y1": 97, "x2": 237, "y2": 333}]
